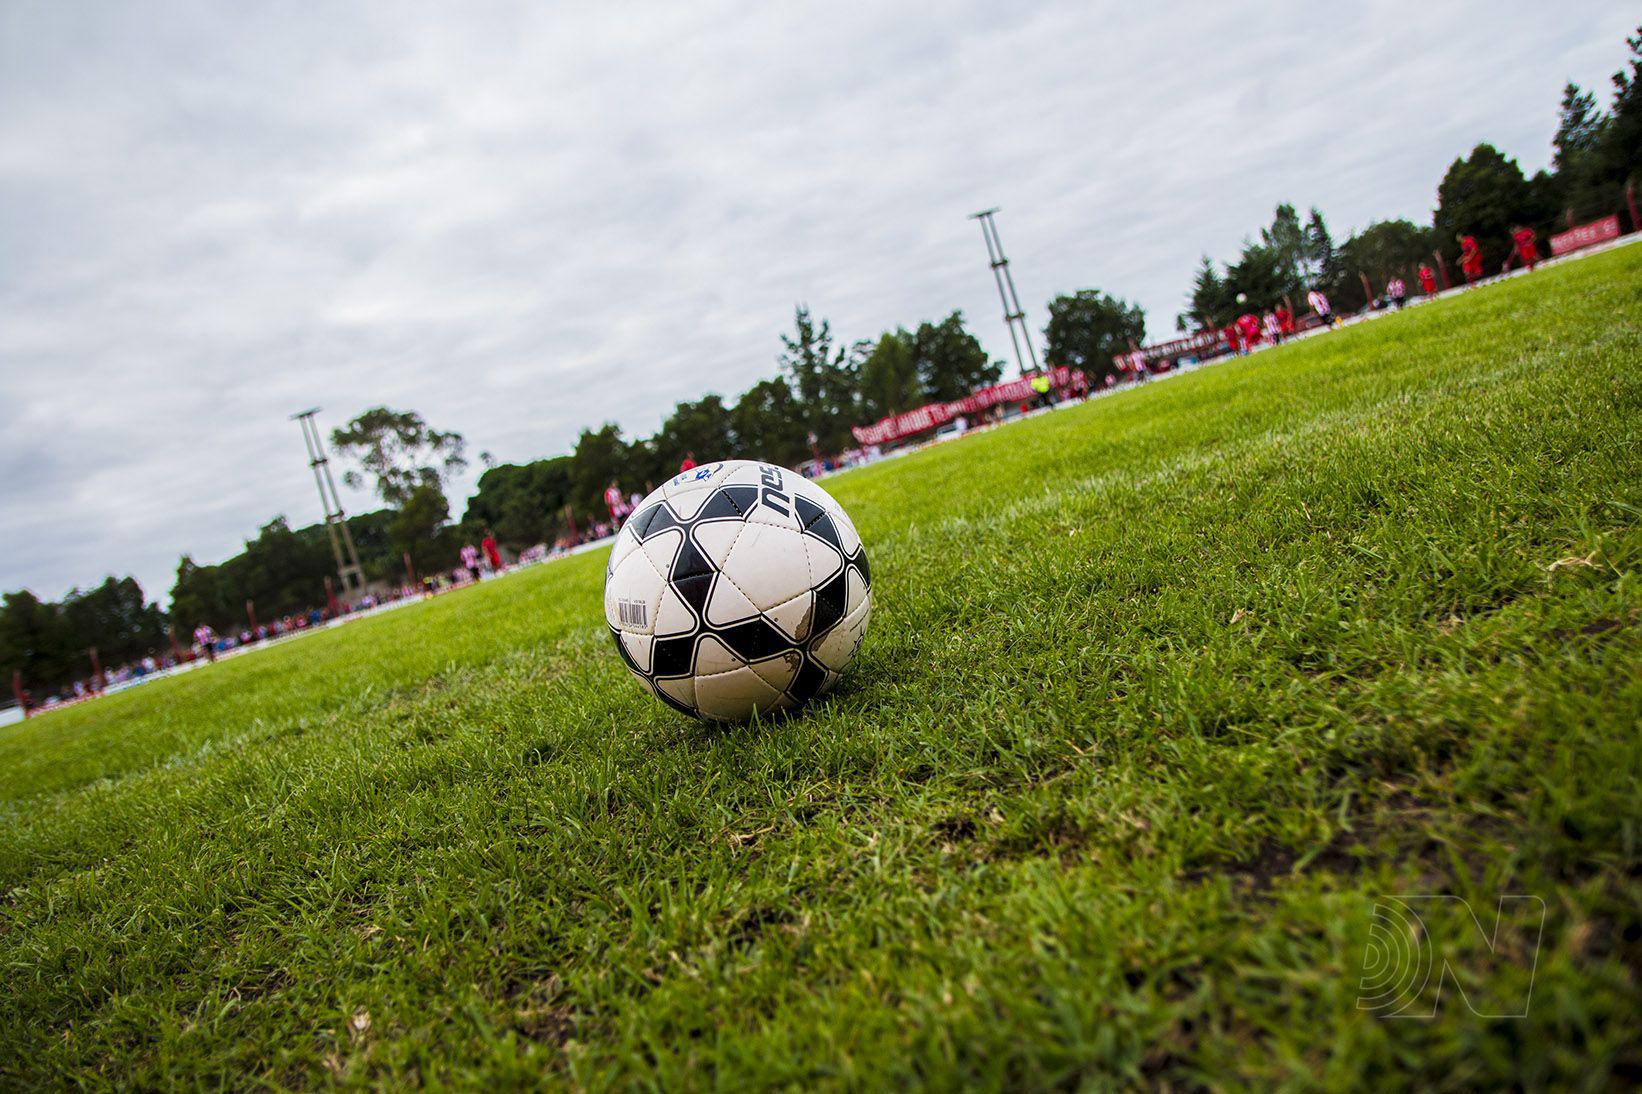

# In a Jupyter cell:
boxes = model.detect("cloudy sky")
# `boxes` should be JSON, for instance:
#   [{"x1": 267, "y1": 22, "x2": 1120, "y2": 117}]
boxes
[{"x1": 1, "y1": 1, "x2": 1635, "y2": 603}]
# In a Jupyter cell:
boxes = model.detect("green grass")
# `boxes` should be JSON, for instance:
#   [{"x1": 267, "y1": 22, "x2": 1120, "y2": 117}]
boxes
[{"x1": 3, "y1": 246, "x2": 1640, "y2": 1089}]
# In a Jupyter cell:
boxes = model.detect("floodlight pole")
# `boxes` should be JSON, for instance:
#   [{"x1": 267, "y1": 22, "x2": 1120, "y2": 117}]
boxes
[
  {"x1": 292, "y1": 409, "x2": 366, "y2": 597},
  {"x1": 970, "y1": 208, "x2": 1041, "y2": 376}
]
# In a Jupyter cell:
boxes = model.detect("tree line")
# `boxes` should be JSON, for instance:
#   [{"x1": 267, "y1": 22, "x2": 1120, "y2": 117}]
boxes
[
  {"x1": 1186, "y1": 28, "x2": 1642, "y2": 327},
  {"x1": 6, "y1": 27, "x2": 1638, "y2": 700}
]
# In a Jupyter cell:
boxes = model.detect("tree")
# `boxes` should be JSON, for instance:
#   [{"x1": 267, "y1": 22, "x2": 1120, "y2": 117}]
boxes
[
  {"x1": 856, "y1": 329, "x2": 922, "y2": 422},
  {"x1": 1261, "y1": 203, "x2": 1313, "y2": 294},
  {"x1": 391, "y1": 485, "x2": 451, "y2": 570},
  {"x1": 1433, "y1": 143, "x2": 1540, "y2": 272},
  {"x1": 1304, "y1": 208, "x2": 1335, "y2": 288},
  {"x1": 1329, "y1": 219, "x2": 1436, "y2": 310},
  {"x1": 330, "y1": 407, "x2": 467, "y2": 507},
  {"x1": 569, "y1": 424, "x2": 633, "y2": 520},
  {"x1": 654, "y1": 395, "x2": 733, "y2": 471},
  {"x1": 0, "y1": 590, "x2": 73, "y2": 694},
  {"x1": 1225, "y1": 243, "x2": 1290, "y2": 313},
  {"x1": 1043, "y1": 290, "x2": 1146, "y2": 382},
  {"x1": 910, "y1": 311, "x2": 999, "y2": 403},
  {"x1": 1598, "y1": 26, "x2": 1642, "y2": 189},
  {"x1": 729, "y1": 378, "x2": 809, "y2": 466},
  {"x1": 1188, "y1": 255, "x2": 1233, "y2": 329},
  {"x1": 779, "y1": 306, "x2": 863, "y2": 455},
  {"x1": 463, "y1": 457, "x2": 574, "y2": 548}
]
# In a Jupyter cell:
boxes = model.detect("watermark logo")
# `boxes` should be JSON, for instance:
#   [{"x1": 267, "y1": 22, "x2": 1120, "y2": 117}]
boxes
[{"x1": 1357, "y1": 895, "x2": 1545, "y2": 1018}]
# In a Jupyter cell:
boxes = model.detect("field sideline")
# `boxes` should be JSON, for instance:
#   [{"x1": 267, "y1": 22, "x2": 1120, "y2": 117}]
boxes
[{"x1": 2, "y1": 246, "x2": 1639, "y2": 1086}]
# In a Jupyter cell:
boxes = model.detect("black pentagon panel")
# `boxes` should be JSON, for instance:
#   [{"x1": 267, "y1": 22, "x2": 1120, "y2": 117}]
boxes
[
  {"x1": 714, "y1": 618, "x2": 791, "y2": 662},
  {"x1": 628, "y1": 503, "x2": 679, "y2": 540},
  {"x1": 672, "y1": 572, "x2": 715, "y2": 617},
  {"x1": 670, "y1": 538, "x2": 713, "y2": 581},
  {"x1": 851, "y1": 548, "x2": 870, "y2": 588},
  {"x1": 787, "y1": 655, "x2": 828, "y2": 705},
  {"x1": 809, "y1": 569, "x2": 848, "y2": 639},
  {"x1": 651, "y1": 635, "x2": 697, "y2": 678},
  {"x1": 696, "y1": 485, "x2": 759, "y2": 522}
]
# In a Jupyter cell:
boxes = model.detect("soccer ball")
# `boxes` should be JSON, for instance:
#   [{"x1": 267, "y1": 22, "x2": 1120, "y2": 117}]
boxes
[
  {"x1": 603, "y1": 460, "x2": 872, "y2": 721},
  {"x1": 1236, "y1": 292, "x2": 1248, "y2": 304}
]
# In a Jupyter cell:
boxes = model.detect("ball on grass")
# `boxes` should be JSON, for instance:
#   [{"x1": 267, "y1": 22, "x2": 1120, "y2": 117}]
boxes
[{"x1": 603, "y1": 460, "x2": 872, "y2": 721}]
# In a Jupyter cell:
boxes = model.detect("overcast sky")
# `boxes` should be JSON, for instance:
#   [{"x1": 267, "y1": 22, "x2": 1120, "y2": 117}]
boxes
[{"x1": 2, "y1": 1, "x2": 1635, "y2": 604}]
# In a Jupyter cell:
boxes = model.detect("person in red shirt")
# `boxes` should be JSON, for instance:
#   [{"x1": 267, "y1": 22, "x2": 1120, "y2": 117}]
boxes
[
  {"x1": 1235, "y1": 312, "x2": 1261, "y2": 352},
  {"x1": 1222, "y1": 323, "x2": 1242, "y2": 356},
  {"x1": 679, "y1": 452, "x2": 697, "y2": 472},
  {"x1": 481, "y1": 528, "x2": 503, "y2": 571},
  {"x1": 1458, "y1": 234, "x2": 1484, "y2": 284},
  {"x1": 1418, "y1": 264, "x2": 1437, "y2": 295},
  {"x1": 1274, "y1": 304, "x2": 1294, "y2": 338},
  {"x1": 1509, "y1": 225, "x2": 1539, "y2": 271}
]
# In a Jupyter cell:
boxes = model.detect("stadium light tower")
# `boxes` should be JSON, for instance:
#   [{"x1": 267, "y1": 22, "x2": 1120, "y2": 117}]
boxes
[
  {"x1": 292, "y1": 408, "x2": 366, "y2": 596},
  {"x1": 969, "y1": 207, "x2": 1041, "y2": 375}
]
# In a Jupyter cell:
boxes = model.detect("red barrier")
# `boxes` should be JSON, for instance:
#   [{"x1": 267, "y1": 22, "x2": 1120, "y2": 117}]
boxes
[
  {"x1": 851, "y1": 366, "x2": 1083, "y2": 446},
  {"x1": 1550, "y1": 214, "x2": 1621, "y2": 256}
]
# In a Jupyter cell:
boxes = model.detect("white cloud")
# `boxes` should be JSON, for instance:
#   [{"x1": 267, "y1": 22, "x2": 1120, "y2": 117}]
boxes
[{"x1": 1, "y1": 0, "x2": 1635, "y2": 601}]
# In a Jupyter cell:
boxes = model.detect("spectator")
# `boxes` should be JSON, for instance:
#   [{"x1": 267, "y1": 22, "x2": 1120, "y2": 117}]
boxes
[
  {"x1": 1275, "y1": 303, "x2": 1295, "y2": 340},
  {"x1": 679, "y1": 452, "x2": 697, "y2": 472},
  {"x1": 1307, "y1": 288, "x2": 1334, "y2": 327}
]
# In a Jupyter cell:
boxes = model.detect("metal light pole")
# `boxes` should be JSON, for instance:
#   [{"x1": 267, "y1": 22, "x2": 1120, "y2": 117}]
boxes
[
  {"x1": 292, "y1": 409, "x2": 366, "y2": 596},
  {"x1": 970, "y1": 208, "x2": 1041, "y2": 375}
]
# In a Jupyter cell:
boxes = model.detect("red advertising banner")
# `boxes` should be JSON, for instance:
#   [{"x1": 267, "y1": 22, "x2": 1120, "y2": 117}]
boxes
[
  {"x1": 1139, "y1": 328, "x2": 1228, "y2": 364},
  {"x1": 850, "y1": 366, "x2": 1083, "y2": 446},
  {"x1": 1550, "y1": 214, "x2": 1621, "y2": 256}
]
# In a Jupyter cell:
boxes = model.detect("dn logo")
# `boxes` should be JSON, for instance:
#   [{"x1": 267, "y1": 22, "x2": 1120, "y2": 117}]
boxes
[
  {"x1": 758, "y1": 465, "x2": 789, "y2": 517},
  {"x1": 1357, "y1": 895, "x2": 1545, "y2": 1018}
]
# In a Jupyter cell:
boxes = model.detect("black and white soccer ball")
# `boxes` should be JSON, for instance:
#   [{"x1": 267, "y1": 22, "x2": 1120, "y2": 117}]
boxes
[{"x1": 603, "y1": 460, "x2": 872, "y2": 721}]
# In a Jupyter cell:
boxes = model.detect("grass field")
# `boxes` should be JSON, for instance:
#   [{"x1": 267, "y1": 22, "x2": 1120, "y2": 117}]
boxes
[{"x1": 3, "y1": 246, "x2": 1640, "y2": 1088}]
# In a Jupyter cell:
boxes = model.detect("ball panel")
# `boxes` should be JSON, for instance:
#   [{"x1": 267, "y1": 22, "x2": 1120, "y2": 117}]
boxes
[
  {"x1": 695, "y1": 664, "x2": 784, "y2": 722},
  {"x1": 844, "y1": 565, "x2": 868, "y2": 615},
  {"x1": 763, "y1": 587, "x2": 815, "y2": 642},
  {"x1": 655, "y1": 673, "x2": 697, "y2": 712},
  {"x1": 654, "y1": 585, "x2": 695, "y2": 637},
  {"x1": 811, "y1": 591, "x2": 871, "y2": 672},
  {"x1": 619, "y1": 631, "x2": 654, "y2": 675},
  {"x1": 693, "y1": 633, "x2": 742, "y2": 677},
  {"x1": 605, "y1": 549, "x2": 665, "y2": 634},
  {"x1": 748, "y1": 649, "x2": 801, "y2": 695},
  {"x1": 704, "y1": 576, "x2": 760, "y2": 628},
  {"x1": 722, "y1": 524, "x2": 815, "y2": 612}
]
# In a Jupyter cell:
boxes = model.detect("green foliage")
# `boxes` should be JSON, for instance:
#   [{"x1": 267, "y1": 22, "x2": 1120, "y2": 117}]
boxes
[
  {"x1": 857, "y1": 329, "x2": 921, "y2": 422},
  {"x1": 1433, "y1": 143, "x2": 1545, "y2": 272},
  {"x1": 1043, "y1": 290, "x2": 1146, "y2": 381},
  {"x1": 654, "y1": 395, "x2": 733, "y2": 472},
  {"x1": 728, "y1": 377, "x2": 809, "y2": 466},
  {"x1": 1327, "y1": 219, "x2": 1436, "y2": 310},
  {"x1": 2, "y1": 249, "x2": 1640, "y2": 1087},
  {"x1": 779, "y1": 306, "x2": 864, "y2": 455},
  {"x1": 910, "y1": 311, "x2": 1000, "y2": 403},
  {"x1": 330, "y1": 407, "x2": 468, "y2": 507},
  {"x1": 462, "y1": 457, "x2": 574, "y2": 548},
  {"x1": 569, "y1": 424, "x2": 634, "y2": 519},
  {"x1": 390, "y1": 485, "x2": 451, "y2": 570},
  {"x1": 0, "y1": 578, "x2": 166, "y2": 696}
]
